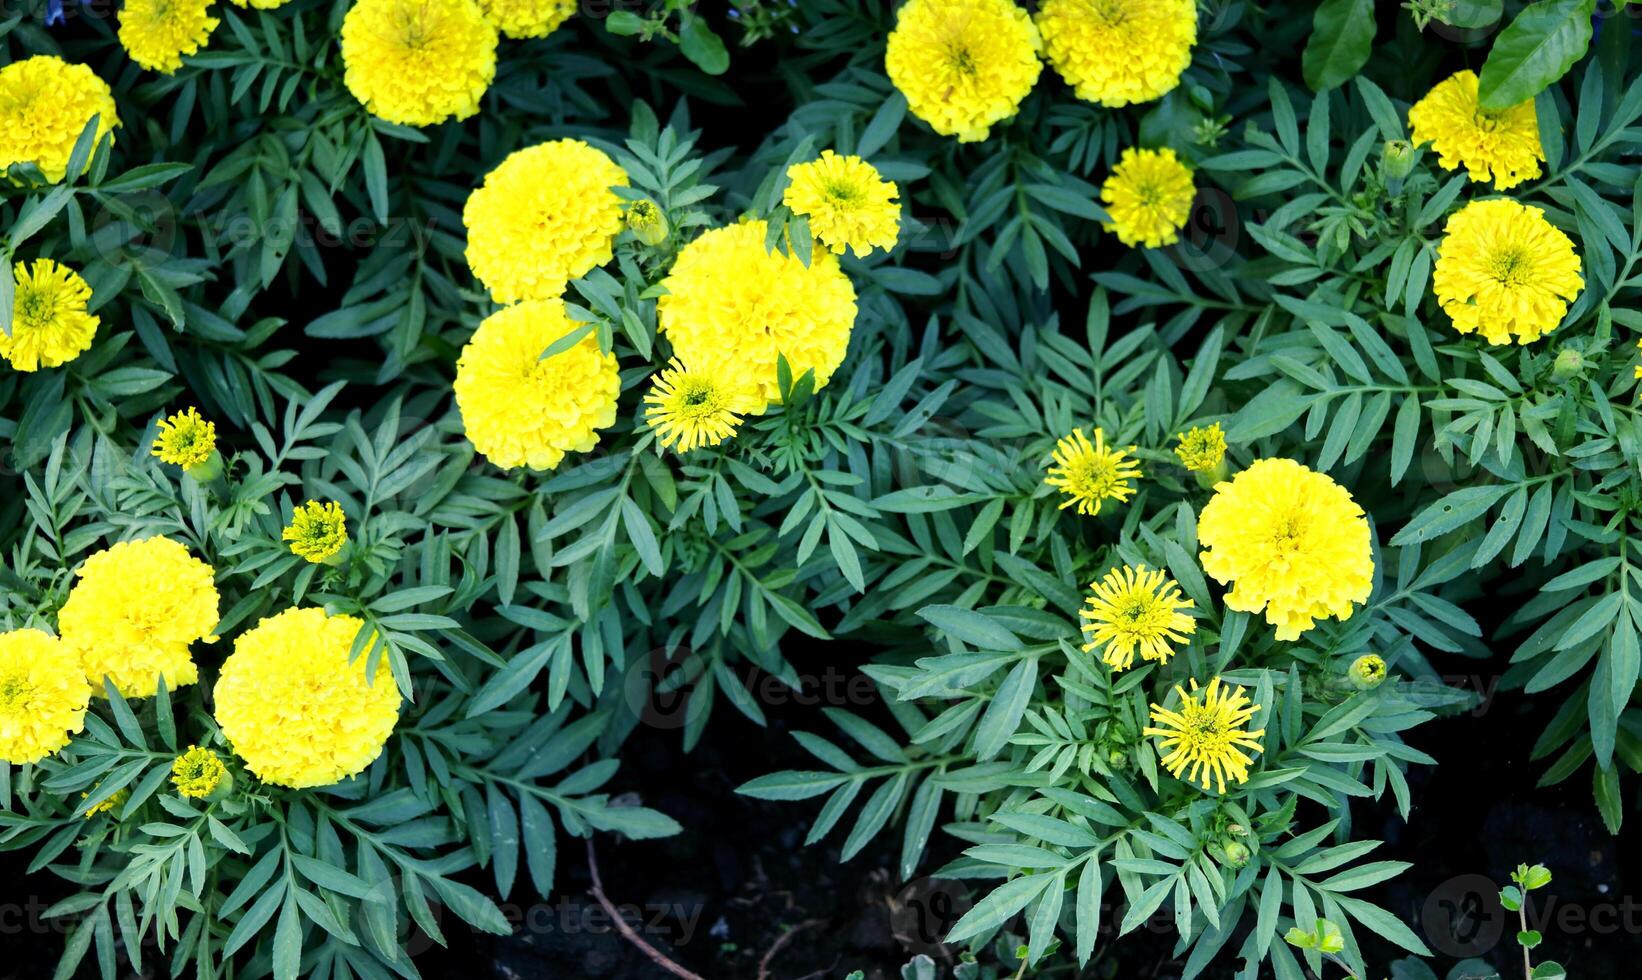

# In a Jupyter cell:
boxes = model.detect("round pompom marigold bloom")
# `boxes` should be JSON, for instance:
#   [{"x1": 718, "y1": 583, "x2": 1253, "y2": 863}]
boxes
[
  {"x1": 0, "y1": 629, "x2": 90, "y2": 766},
  {"x1": 1045, "y1": 427, "x2": 1140, "y2": 516},
  {"x1": 341, "y1": 0, "x2": 498, "y2": 127},
  {"x1": 643, "y1": 359, "x2": 760, "y2": 453},
  {"x1": 1079, "y1": 565, "x2": 1195, "y2": 671},
  {"x1": 1409, "y1": 70, "x2": 1542, "y2": 190},
  {"x1": 1433, "y1": 198, "x2": 1583, "y2": 346},
  {"x1": 171, "y1": 745, "x2": 231, "y2": 798},
  {"x1": 58, "y1": 537, "x2": 220, "y2": 697},
  {"x1": 0, "y1": 56, "x2": 119, "y2": 184},
  {"x1": 213, "y1": 608, "x2": 401, "y2": 789},
  {"x1": 1197, "y1": 458, "x2": 1373, "y2": 641},
  {"x1": 783, "y1": 151, "x2": 901, "y2": 258},
  {"x1": 1036, "y1": 0, "x2": 1196, "y2": 107},
  {"x1": 657, "y1": 221, "x2": 858, "y2": 405},
  {"x1": 0, "y1": 259, "x2": 100, "y2": 372},
  {"x1": 455, "y1": 299, "x2": 620, "y2": 471},
  {"x1": 151, "y1": 407, "x2": 217, "y2": 470},
  {"x1": 884, "y1": 0, "x2": 1042, "y2": 143},
  {"x1": 463, "y1": 140, "x2": 629, "y2": 303},
  {"x1": 284, "y1": 500, "x2": 348, "y2": 564},
  {"x1": 1144, "y1": 677, "x2": 1266, "y2": 793},
  {"x1": 118, "y1": 0, "x2": 219, "y2": 74},
  {"x1": 476, "y1": 0, "x2": 573, "y2": 37},
  {"x1": 1101, "y1": 147, "x2": 1195, "y2": 248}
]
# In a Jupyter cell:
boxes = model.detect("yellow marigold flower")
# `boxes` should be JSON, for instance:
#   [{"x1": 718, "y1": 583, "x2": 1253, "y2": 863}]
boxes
[
  {"x1": 884, "y1": 0, "x2": 1042, "y2": 143},
  {"x1": 1349, "y1": 653, "x2": 1387, "y2": 690},
  {"x1": 626, "y1": 199, "x2": 669, "y2": 247},
  {"x1": 783, "y1": 151, "x2": 901, "y2": 258},
  {"x1": 1045, "y1": 427, "x2": 1140, "y2": 516},
  {"x1": 0, "y1": 259, "x2": 100, "y2": 372},
  {"x1": 284, "y1": 500, "x2": 348, "y2": 564},
  {"x1": 454, "y1": 299, "x2": 620, "y2": 471},
  {"x1": 213, "y1": 607, "x2": 400, "y2": 789},
  {"x1": 1144, "y1": 678, "x2": 1265, "y2": 792},
  {"x1": 643, "y1": 358, "x2": 760, "y2": 453},
  {"x1": 1101, "y1": 147, "x2": 1195, "y2": 248},
  {"x1": 1079, "y1": 565, "x2": 1195, "y2": 671},
  {"x1": 1197, "y1": 458, "x2": 1373, "y2": 641},
  {"x1": 0, "y1": 629, "x2": 89, "y2": 766},
  {"x1": 171, "y1": 745, "x2": 232, "y2": 799},
  {"x1": 657, "y1": 221, "x2": 858, "y2": 405},
  {"x1": 341, "y1": 0, "x2": 497, "y2": 127},
  {"x1": 151, "y1": 407, "x2": 217, "y2": 470},
  {"x1": 1036, "y1": 0, "x2": 1196, "y2": 107},
  {"x1": 58, "y1": 537, "x2": 220, "y2": 698},
  {"x1": 1408, "y1": 70, "x2": 1542, "y2": 190},
  {"x1": 463, "y1": 140, "x2": 629, "y2": 303},
  {"x1": 1432, "y1": 198, "x2": 1583, "y2": 346},
  {"x1": 118, "y1": 0, "x2": 219, "y2": 74},
  {"x1": 82, "y1": 786, "x2": 129, "y2": 818},
  {"x1": 476, "y1": 0, "x2": 573, "y2": 37},
  {"x1": 0, "y1": 56, "x2": 119, "y2": 184},
  {"x1": 1174, "y1": 423, "x2": 1226, "y2": 473},
  {"x1": 227, "y1": 0, "x2": 291, "y2": 7}
]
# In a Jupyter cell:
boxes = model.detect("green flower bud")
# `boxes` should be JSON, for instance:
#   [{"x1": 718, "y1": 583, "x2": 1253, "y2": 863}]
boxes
[
  {"x1": 625, "y1": 199, "x2": 669, "y2": 246},
  {"x1": 1380, "y1": 139, "x2": 1415, "y2": 183},
  {"x1": 1222, "y1": 840, "x2": 1251, "y2": 867},
  {"x1": 1348, "y1": 654, "x2": 1387, "y2": 690},
  {"x1": 1551, "y1": 347, "x2": 1585, "y2": 383}
]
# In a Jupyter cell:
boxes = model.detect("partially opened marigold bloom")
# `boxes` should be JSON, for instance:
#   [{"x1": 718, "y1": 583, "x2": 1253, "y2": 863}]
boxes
[
  {"x1": 284, "y1": 500, "x2": 348, "y2": 563},
  {"x1": 58, "y1": 537, "x2": 220, "y2": 697},
  {"x1": 341, "y1": 0, "x2": 498, "y2": 126},
  {"x1": 1174, "y1": 423, "x2": 1226, "y2": 472},
  {"x1": 1409, "y1": 70, "x2": 1542, "y2": 190},
  {"x1": 476, "y1": 0, "x2": 573, "y2": 37},
  {"x1": 151, "y1": 407, "x2": 217, "y2": 469},
  {"x1": 0, "y1": 629, "x2": 90, "y2": 766},
  {"x1": 454, "y1": 300, "x2": 621, "y2": 470},
  {"x1": 1079, "y1": 565, "x2": 1195, "y2": 671},
  {"x1": 1036, "y1": 0, "x2": 1196, "y2": 107},
  {"x1": 1349, "y1": 653, "x2": 1387, "y2": 690},
  {"x1": 213, "y1": 608, "x2": 401, "y2": 789},
  {"x1": 1197, "y1": 458, "x2": 1373, "y2": 641},
  {"x1": 0, "y1": 56, "x2": 119, "y2": 183},
  {"x1": 118, "y1": 0, "x2": 219, "y2": 74},
  {"x1": 783, "y1": 151, "x2": 901, "y2": 257},
  {"x1": 884, "y1": 0, "x2": 1042, "y2": 143},
  {"x1": 657, "y1": 221, "x2": 858, "y2": 404},
  {"x1": 1144, "y1": 677, "x2": 1266, "y2": 793},
  {"x1": 82, "y1": 786, "x2": 130, "y2": 818},
  {"x1": 171, "y1": 745, "x2": 231, "y2": 798},
  {"x1": 644, "y1": 359, "x2": 760, "y2": 453},
  {"x1": 1433, "y1": 198, "x2": 1582, "y2": 345},
  {"x1": 0, "y1": 260, "x2": 100, "y2": 371},
  {"x1": 1045, "y1": 427, "x2": 1140, "y2": 516},
  {"x1": 463, "y1": 140, "x2": 629, "y2": 302},
  {"x1": 1101, "y1": 147, "x2": 1195, "y2": 248}
]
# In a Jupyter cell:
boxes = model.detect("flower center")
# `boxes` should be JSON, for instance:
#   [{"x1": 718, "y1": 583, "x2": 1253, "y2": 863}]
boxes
[
  {"x1": 1487, "y1": 246, "x2": 1532, "y2": 286},
  {"x1": 0, "y1": 675, "x2": 33, "y2": 710},
  {"x1": 1090, "y1": 0, "x2": 1129, "y2": 26},
  {"x1": 17, "y1": 287, "x2": 56, "y2": 331}
]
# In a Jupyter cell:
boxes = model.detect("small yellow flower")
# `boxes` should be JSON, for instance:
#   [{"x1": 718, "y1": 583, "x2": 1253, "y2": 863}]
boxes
[
  {"x1": 1079, "y1": 565, "x2": 1195, "y2": 671},
  {"x1": 1174, "y1": 423, "x2": 1226, "y2": 473},
  {"x1": 118, "y1": 0, "x2": 219, "y2": 74},
  {"x1": 626, "y1": 199, "x2": 670, "y2": 247},
  {"x1": 643, "y1": 359, "x2": 759, "y2": 453},
  {"x1": 283, "y1": 500, "x2": 348, "y2": 564},
  {"x1": 783, "y1": 151, "x2": 902, "y2": 257},
  {"x1": 884, "y1": 0, "x2": 1043, "y2": 143},
  {"x1": 0, "y1": 629, "x2": 90, "y2": 766},
  {"x1": 171, "y1": 745, "x2": 232, "y2": 799},
  {"x1": 151, "y1": 407, "x2": 217, "y2": 470},
  {"x1": 0, "y1": 56, "x2": 120, "y2": 184},
  {"x1": 1144, "y1": 677, "x2": 1266, "y2": 793},
  {"x1": 1432, "y1": 198, "x2": 1583, "y2": 345},
  {"x1": 1101, "y1": 147, "x2": 1195, "y2": 248},
  {"x1": 82, "y1": 786, "x2": 130, "y2": 818},
  {"x1": 1045, "y1": 427, "x2": 1140, "y2": 516},
  {"x1": 0, "y1": 259, "x2": 100, "y2": 371},
  {"x1": 1036, "y1": 0, "x2": 1196, "y2": 107},
  {"x1": 1348, "y1": 654, "x2": 1387, "y2": 690},
  {"x1": 1408, "y1": 70, "x2": 1542, "y2": 190}
]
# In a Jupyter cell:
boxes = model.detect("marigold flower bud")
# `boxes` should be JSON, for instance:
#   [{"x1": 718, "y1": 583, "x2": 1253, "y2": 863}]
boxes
[
  {"x1": 625, "y1": 198, "x2": 670, "y2": 247},
  {"x1": 1349, "y1": 654, "x2": 1387, "y2": 690},
  {"x1": 1380, "y1": 139, "x2": 1415, "y2": 183}
]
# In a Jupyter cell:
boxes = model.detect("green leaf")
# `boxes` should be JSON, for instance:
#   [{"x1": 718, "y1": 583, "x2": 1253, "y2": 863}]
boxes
[
  {"x1": 1439, "y1": 0, "x2": 1503, "y2": 29},
  {"x1": 918, "y1": 605, "x2": 1023, "y2": 651},
  {"x1": 1476, "y1": 0, "x2": 1596, "y2": 110},
  {"x1": 677, "y1": 14, "x2": 730, "y2": 75},
  {"x1": 1302, "y1": 0, "x2": 1376, "y2": 91}
]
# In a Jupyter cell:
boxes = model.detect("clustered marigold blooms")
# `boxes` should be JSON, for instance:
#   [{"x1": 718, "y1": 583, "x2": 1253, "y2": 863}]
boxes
[
  {"x1": 0, "y1": 259, "x2": 100, "y2": 372},
  {"x1": 57, "y1": 536, "x2": 220, "y2": 697},
  {"x1": 1035, "y1": 0, "x2": 1196, "y2": 107},
  {"x1": 476, "y1": 0, "x2": 574, "y2": 38},
  {"x1": 213, "y1": 608, "x2": 401, "y2": 789},
  {"x1": 0, "y1": 55, "x2": 119, "y2": 183},
  {"x1": 463, "y1": 139, "x2": 630, "y2": 303},
  {"x1": 884, "y1": 0, "x2": 1043, "y2": 142},
  {"x1": 118, "y1": 0, "x2": 220, "y2": 74},
  {"x1": 1197, "y1": 458, "x2": 1374, "y2": 641},
  {"x1": 340, "y1": 0, "x2": 498, "y2": 127},
  {"x1": 1101, "y1": 147, "x2": 1196, "y2": 248},
  {"x1": 782, "y1": 151, "x2": 902, "y2": 257},
  {"x1": 0, "y1": 629, "x2": 90, "y2": 766},
  {"x1": 657, "y1": 220, "x2": 859, "y2": 405},
  {"x1": 454, "y1": 299, "x2": 621, "y2": 470},
  {"x1": 1409, "y1": 70, "x2": 1543, "y2": 190},
  {"x1": 1432, "y1": 198, "x2": 1583, "y2": 345}
]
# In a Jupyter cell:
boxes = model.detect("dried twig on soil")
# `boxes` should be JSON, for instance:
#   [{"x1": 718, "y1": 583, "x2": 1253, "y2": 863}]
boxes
[
  {"x1": 585, "y1": 838, "x2": 705, "y2": 980},
  {"x1": 757, "y1": 917, "x2": 828, "y2": 980}
]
